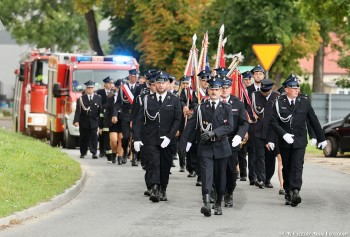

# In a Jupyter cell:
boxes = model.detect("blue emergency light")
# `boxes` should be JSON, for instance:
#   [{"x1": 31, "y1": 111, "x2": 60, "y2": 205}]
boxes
[{"x1": 76, "y1": 56, "x2": 93, "y2": 62}]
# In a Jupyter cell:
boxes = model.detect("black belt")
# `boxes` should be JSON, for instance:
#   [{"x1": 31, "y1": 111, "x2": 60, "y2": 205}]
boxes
[{"x1": 210, "y1": 136, "x2": 228, "y2": 141}]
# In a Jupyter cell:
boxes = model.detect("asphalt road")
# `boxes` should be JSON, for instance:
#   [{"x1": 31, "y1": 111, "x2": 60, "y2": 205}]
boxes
[{"x1": 1, "y1": 147, "x2": 350, "y2": 237}]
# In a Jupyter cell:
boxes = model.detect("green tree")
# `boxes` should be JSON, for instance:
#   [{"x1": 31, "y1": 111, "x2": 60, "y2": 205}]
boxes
[
  {"x1": 298, "y1": 0, "x2": 350, "y2": 91},
  {"x1": 200, "y1": 0, "x2": 321, "y2": 86},
  {"x1": 0, "y1": 0, "x2": 88, "y2": 51},
  {"x1": 130, "y1": 0, "x2": 209, "y2": 76}
]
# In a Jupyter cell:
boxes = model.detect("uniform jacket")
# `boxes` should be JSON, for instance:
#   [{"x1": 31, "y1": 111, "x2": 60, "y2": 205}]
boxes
[
  {"x1": 252, "y1": 91, "x2": 279, "y2": 140},
  {"x1": 224, "y1": 95, "x2": 249, "y2": 151},
  {"x1": 180, "y1": 87, "x2": 198, "y2": 110},
  {"x1": 104, "y1": 93, "x2": 120, "y2": 128},
  {"x1": 133, "y1": 91, "x2": 182, "y2": 146},
  {"x1": 96, "y1": 88, "x2": 109, "y2": 107},
  {"x1": 270, "y1": 94, "x2": 326, "y2": 148},
  {"x1": 180, "y1": 100, "x2": 234, "y2": 159},
  {"x1": 118, "y1": 83, "x2": 139, "y2": 120},
  {"x1": 73, "y1": 93, "x2": 102, "y2": 129}
]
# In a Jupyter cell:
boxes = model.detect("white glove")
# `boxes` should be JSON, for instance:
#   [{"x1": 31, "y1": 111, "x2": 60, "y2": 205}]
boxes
[
  {"x1": 310, "y1": 138, "x2": 317, "y2": 146},
  {"x1": 283, "y1": 133, "x2": 294, "y2": 144},
  {"x1": 318, "y1": 140, "x2": 327, "y2": 150},
  {"x1": 133, "y1": 141, "x2": 143, "y2": 152},
  {"x1": 231, "y1": 135, "x2": 242, "y2": 147},
  {"x1": 186, "y1": 142, "x2": 192, "y2": 152},
  {"x1": 268, "y1": 142, "x2": 275, "y2": 151},
  {"x1": 160, "y1": 136, "x2": 171, "y2": 148}
]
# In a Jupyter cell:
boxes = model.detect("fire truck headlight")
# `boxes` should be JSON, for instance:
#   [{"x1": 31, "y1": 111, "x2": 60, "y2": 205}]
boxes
[{"x1": 33, "y1": 117, "x2": 44, "y2": 124}]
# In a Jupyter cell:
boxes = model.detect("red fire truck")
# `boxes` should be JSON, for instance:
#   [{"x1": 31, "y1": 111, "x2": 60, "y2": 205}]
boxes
[
  {"x1": 13, "y1": 48, "x2": 51, "y2": 138},
  {"x1": 47, "y1": 54, "x2": 139, "y2": 148}
]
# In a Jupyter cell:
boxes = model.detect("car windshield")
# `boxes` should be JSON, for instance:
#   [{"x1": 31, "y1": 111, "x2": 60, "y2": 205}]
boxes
[{"x1": 72, "y1": 69, "x2": 129, "y2": 92}]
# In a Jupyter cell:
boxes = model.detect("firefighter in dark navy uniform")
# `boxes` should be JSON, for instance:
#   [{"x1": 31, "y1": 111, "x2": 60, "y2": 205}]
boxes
[
  {"x1": 73, "y1": 80, "x2": 103, "y2": 159},
  {"x1": 245, "y1": 65, "x2": 265, "y2": 185},
  {"x1": 97, "y1": 76, "x2": 114, "y2": 162},
  {"x1": 133, "y1": 71, "x2": 182, "y2": 203},
  {"x1": 96, "y1": 76, "x2": 114, "y2": 157},
  {"x1": 117, "y1": 69, "x2": 139, "y2": 164},
  {"x1": 270, "y1": 74, "x2": 327, "y2": 207},
  {"x1": 219, "y1": 77, "x2": 249, "y2": 207},
  {"x1": 180, "y1": 77, "x2": 234, "y2": 217},
  {"x1": 251, "y1": 79, "x2": 280, "y2": 189}
]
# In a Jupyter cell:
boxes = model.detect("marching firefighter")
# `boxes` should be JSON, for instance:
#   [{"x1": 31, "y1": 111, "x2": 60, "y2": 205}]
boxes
[
  {"x1": 180, "y1": 77, "x2": 234, "y2": 217},
  {"x1": 73, "y1": 80, "x2": 102, "y2": 159},
  {"x1": 133, "y1": 71, "x2": 182, "y2": 203},
  {"x1": 96, "y1": 76, "x2": 114, "y2": 157},
  {"x1": 220, "y1": 77, "x2": 249, "y2": 207},
  {"x1": 270, "y1": 74, "x2": 327, "y2": 207},
  {"x1": 251, "y1": 79, "x2": 280, "y2": 188},
  {"x1": 103, "y1": 79, "x2": 121, "y2": 164},
  {"x1": 117, "y1": 69, "x2": 139, "y2": 164}
]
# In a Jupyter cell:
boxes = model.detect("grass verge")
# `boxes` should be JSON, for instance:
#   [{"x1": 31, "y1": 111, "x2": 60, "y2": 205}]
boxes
[
  {"x1": 305, "y1": 143, "x2": 324, "y2": 156},
  {"x1": 0, "y1": 129, "x2": 81, "y2": 218}
]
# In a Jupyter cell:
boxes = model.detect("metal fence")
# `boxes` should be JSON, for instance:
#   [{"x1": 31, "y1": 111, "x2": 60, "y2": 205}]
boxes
[{"x1": 311, "y1": 93, "x2": 350, "y2": 126}]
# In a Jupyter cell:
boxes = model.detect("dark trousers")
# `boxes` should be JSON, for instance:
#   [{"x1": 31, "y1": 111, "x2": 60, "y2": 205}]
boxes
[
  {"x1": 265, "y1": 147, "x2": 276, "y2": 184},
  {"x1": 186, "y1": 143, "x2": 198, "y2": 173},
  {"x1": 280, "y1": 147, "x2": 305, "y2": 192},
  {"x1": 201, "y1": 156, "x2": 227, "y2": 203},
  {"x1": 238, "y1": 144, "x2": 247, "y2": 177},
  {"x1": 98, "y1": 132, "x2": 105, "y2": 155},
  {"x1": 247, "y1": 133, "x2": 256, "y2": 181},
  {"x1": 253, "y1": 137, "x2": 266, "y2": 182},
  {"x1": 226, "y1": 151, "x2": 238, "y2": 193},
  {"x1": 143, "y1": 145, "x2": 172, "y2": 188},
  {"x1": 79, "y1": 126, "x2": 98, "y2": 155},
  {"x1": 120, "y1": 113, "x2": 131, "y2": 156},
  {"x1": 177, "y1": 137, "x2": 186, "y2": 168},
  {"x1": 140, "y1": 146, "x2": 150, "y2": 188}
]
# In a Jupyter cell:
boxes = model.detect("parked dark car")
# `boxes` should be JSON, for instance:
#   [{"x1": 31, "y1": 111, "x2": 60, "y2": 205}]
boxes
[{"x1": 322, "y1": 113, "x2": 350, "y2": 157}]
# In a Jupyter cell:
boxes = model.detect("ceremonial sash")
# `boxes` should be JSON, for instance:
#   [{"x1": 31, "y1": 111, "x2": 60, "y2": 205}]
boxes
[
  {"x1": 199, "y1": 88, "x2": 206, "y2": 100},
  {"x1": 121, "y1": 84, "x2": 134, "y2": 104}
]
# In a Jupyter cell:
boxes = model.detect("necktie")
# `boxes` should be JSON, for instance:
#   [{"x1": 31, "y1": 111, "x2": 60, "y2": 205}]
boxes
[
  {"x1": 158, "y1": 95, "x2": 162, "y2": 106},
  {"x1": 89, "y1": 95, "x2": 92, "y2": 101},
  {"x1": 257, "y1": 87, "x2": 260, "y2": 91},
  {"x1": 211, "y1": 101, "x2": 216, "y2": 113},
  {"x1": 222, "y1": 99, "x2": 227, "y2": 103},
  {"x1": 291, "y1": 100, "x2": 295, "y2": 107}
]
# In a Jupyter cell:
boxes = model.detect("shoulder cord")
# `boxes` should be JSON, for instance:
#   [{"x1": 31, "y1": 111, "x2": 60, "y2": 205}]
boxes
[
  {"x1": 120, "y1": 85, "x2": 130, "y2": 104},
  {"x1": 79, "y1": 96, "x2": 90, "y2": 111},
  {"x1": 252, "y1": 92, "x2": 264, "y2": 117},
  {"x1": 143, "y1": 95, "x2": 160, "y2": 124},
  {"x1": 275, "y1": 100, "x2": 292, "y2": 123},
  {"x1": 197, "y1": 104, "x2": 212, "y2": 132}
]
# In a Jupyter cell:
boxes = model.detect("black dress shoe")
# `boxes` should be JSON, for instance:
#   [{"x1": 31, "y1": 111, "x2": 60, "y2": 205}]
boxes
[
  {"x1": 92, "y1": 154, "x2": 98, "y2": 159},
  {"x1": 117, "y1": 156, "x2": 122, "y2": 165},
  {"x1": 291, "y1": 190, "x2": 302, "y2": 207},
  {"x1": 149, "y1": 184, "x2": 160, "y2": 202},
  {"x1": 144, "y1": 189, "x2": 151, "y2": 196},
  {"x1": 265, "y1": 183, "x2": 273, "y2": 188},
  {"x1": 99, "y1": 153, "x2": 105, "y2": 157},
  {"x1": 236, "y1": 174, "x2": 240, "y2": 180},
  {"x1": 196, "y1": 181, "x2": 202, "y2": 186},
  {"x1": 255, "y1": 181, "x2": 264, "y2": 189},
  {"x1": 80, "y1": 155, "x2": 85, "y2": 158},
  {"x1": 240, "y1": 176, "x2": 247, "y2": 181},
  {"x1": 159, "y1": 187, "x2": 167, "y2": 201},
  {"x1": 179, "y1": 167, "x2": 185, "y2": 172},
  {"x1": 249, "y1": 180, "x2": 256, "y2": 185},
  {"x1": 131, "y1": 159, "x2": 138, "y2": 166},
  {"x1": 279, "y1": 189, "x2": 285, "y2": 195},
  {"x1": 122, "y1": 155, "x2": 128, "y2": 164},
  {"x1": 187, "y1": 171, "x2": 196, "y2": 178},
  {"x1": 214, "y1": 205, "x2": 223, "y2": 215},
  {"x1": 285, "y1": 192, "x2": 292, "y2": 205},
  {"x1": 171, "y1": 161, "x2": 176, "y2": 167}
]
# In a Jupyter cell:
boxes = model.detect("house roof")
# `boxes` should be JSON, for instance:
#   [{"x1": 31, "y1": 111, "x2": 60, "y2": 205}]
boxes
[{"x1": 299, "y1": 32, "x2": 348, "y2": 75}]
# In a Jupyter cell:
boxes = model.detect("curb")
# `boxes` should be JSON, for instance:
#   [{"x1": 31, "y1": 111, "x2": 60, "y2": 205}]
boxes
[{"x1": 0, "y1": 168, "x2": 87, "y2": 227}]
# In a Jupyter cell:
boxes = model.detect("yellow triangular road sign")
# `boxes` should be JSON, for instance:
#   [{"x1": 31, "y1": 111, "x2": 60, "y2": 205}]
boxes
[{"x1": 252, "y1": 44, "x2": 282, "y2": 71}]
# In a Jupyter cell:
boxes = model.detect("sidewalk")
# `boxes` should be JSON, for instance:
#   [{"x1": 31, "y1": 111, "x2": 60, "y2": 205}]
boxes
[{"x1": 305, "y1": 154, "x2": 350, "y2": 175}]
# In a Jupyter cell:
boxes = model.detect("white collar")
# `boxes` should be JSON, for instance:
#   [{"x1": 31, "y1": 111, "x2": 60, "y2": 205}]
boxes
[
  {"x1": 254, "y1": 83, "x2": 261, "y2": 91},
  {"x1": 209, "y1": 99, "x2": 220, "y2": 109},
  {"x1": 156, "y1": 92, "x2": 167, "y2": 101}
]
